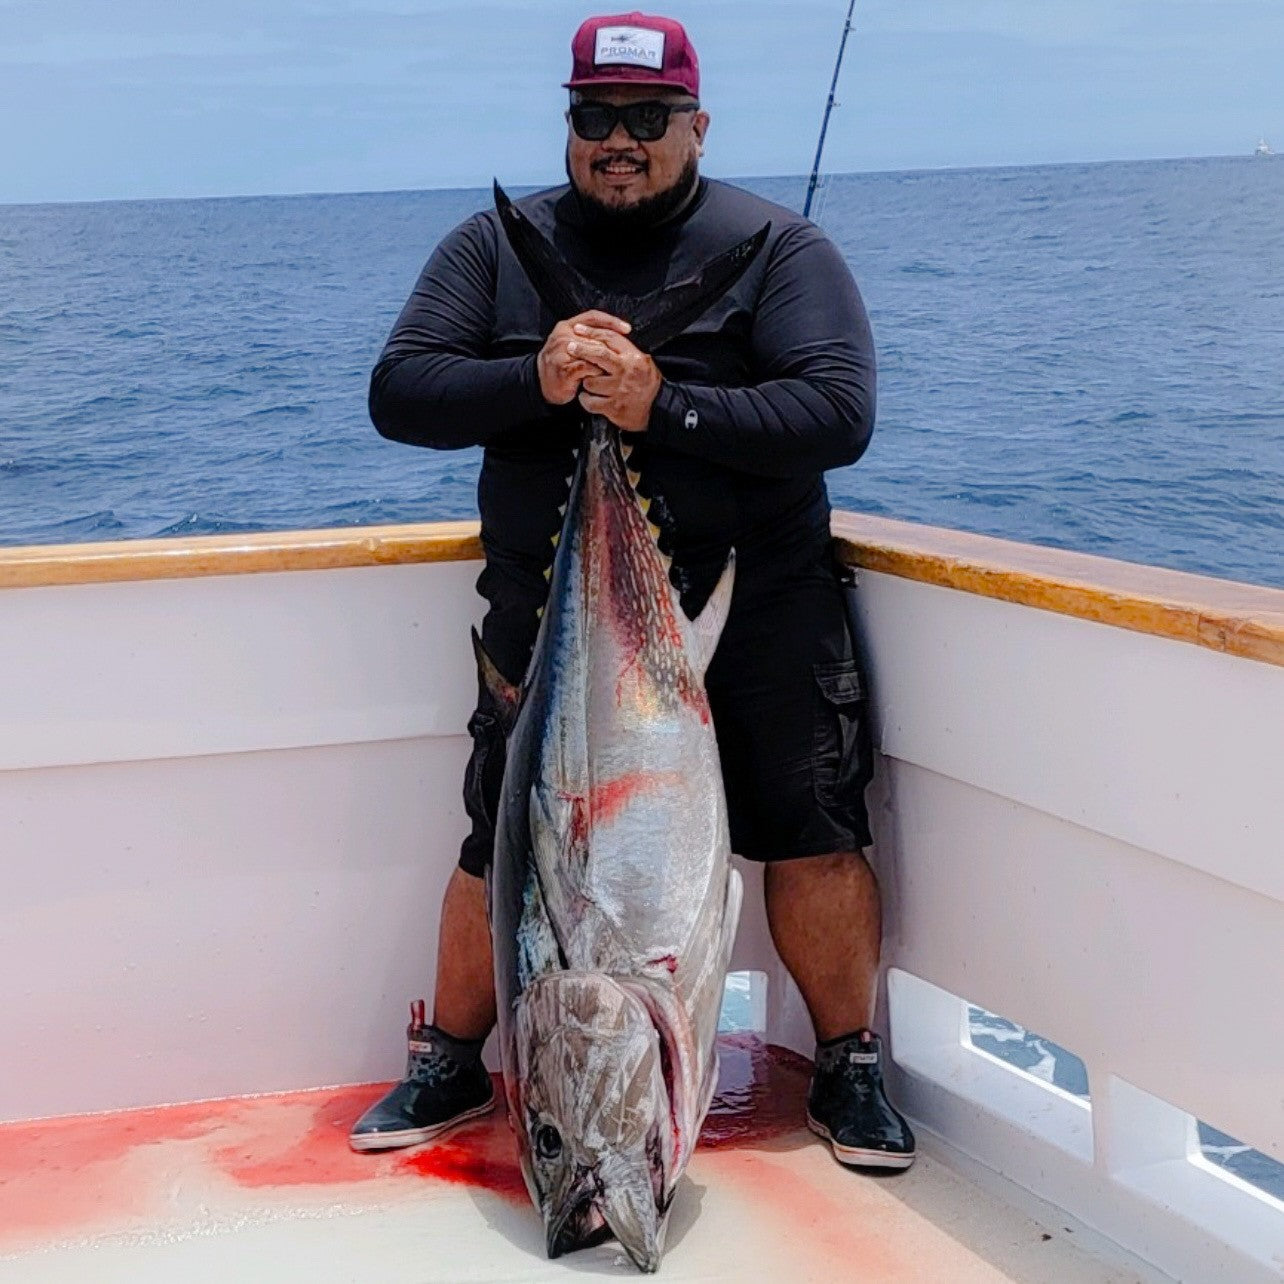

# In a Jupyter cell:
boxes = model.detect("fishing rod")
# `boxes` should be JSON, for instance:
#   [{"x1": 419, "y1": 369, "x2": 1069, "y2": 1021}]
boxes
[{"x1": 803, "y1": 0, "x2": 857, "y2": 220}]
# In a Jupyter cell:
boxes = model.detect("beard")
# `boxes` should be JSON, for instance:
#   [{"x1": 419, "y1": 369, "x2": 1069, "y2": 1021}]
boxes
[{"x1": 567, "y1": 152, "x2": 700, "y2": 236}]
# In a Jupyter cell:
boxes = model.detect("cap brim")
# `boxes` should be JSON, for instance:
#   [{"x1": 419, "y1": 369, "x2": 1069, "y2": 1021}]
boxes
[{"x1": 563, "y1": 76, "x2": 695, "y2": 93}]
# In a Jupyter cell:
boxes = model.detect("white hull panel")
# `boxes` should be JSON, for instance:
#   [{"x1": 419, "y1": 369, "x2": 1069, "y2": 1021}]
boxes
[{"x1": 850, "y1": 571, "x2": 1283, "y2": 1283}]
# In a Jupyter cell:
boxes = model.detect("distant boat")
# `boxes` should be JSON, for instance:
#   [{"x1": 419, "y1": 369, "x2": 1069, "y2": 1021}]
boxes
[{"x1": 1254, "y1": 137, "x2": 1275, "y2": 156}]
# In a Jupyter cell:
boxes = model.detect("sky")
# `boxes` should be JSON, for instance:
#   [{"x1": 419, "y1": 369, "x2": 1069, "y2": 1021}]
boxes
[{"x1": 2, "y1": 0, "x2": 1281, "y2": 204}]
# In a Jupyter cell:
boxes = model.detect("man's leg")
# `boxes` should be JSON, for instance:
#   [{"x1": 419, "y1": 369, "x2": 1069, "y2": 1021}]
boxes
[
  {"x1": 702, "y1": 538, "x2": 914, "y2": 1170},
  {"x1": 763, "y1": 847, "x2": 914, "y2": 1170},
  {"x1": 348, "y1": 868, "x2": 496, "y2": 1152},
  {"x1": 433, "y1": 867, "x2": 497, "y2": 1040},
  {"x1": 349, "y1": 537, "x2": 553, "y2": 1152},
  {"x1": 349, "y1": 697, "x2": 507, "y2": 1152},
  {"x1": 763, "y1": 850, "x2": 879, "y2": 1042}
]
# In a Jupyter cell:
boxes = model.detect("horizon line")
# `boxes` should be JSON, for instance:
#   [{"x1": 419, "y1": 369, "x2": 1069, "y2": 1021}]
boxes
[{"x1": 0, "y1": 151, "x2": 1266, "y2": 211}]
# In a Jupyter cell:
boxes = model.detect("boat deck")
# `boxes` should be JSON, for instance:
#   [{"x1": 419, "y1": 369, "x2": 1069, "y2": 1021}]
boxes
[{"x1": 0, "y1": 1036, "x2": 1158, "y2": 1283}]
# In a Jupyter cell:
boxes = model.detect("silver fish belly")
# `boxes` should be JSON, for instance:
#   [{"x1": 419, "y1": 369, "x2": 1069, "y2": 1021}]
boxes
[{"x1": 485, "y1": 415, "x2": 742, "y2": 1273}]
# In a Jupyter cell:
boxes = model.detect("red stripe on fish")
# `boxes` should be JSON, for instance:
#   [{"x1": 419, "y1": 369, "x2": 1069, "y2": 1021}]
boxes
[
  {"x1": 559, "y1": 771, "x2": 682, "y2": 839},
  {"x1": 590, "y1": 770, "x2": 681, "y2": 824}
]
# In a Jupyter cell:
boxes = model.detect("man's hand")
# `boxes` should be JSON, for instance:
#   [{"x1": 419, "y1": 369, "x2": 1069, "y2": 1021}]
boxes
[
  {"x1": 537, "y1": 310, "x2": 625, "y2": 406},
  {"x1": 569, "y1": 319, "x2": 662, "y2": 433}
]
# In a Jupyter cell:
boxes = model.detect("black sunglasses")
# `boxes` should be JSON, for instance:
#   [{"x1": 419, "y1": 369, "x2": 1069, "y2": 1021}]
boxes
[{"x1": 567, "y1": 99, "x2": 698, "y2": 143}]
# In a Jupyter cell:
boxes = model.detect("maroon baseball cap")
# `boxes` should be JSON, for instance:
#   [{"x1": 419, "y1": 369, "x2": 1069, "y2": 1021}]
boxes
[{"x1": 564, "y1": 12, "x2": 700, "y2": 98}]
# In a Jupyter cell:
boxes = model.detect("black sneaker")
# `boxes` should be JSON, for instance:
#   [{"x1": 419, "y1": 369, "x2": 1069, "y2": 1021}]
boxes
[
  {"x1": 349, "y1": 1001, "x2": 495, "y2": 1152},
  {"x1": 807, "y1": 1029, "x2": 916, "y2": 1170}
]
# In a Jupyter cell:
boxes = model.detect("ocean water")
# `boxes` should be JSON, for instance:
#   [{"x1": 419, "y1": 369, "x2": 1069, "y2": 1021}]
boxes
[{"x1": 1, "y1": 156, "x2": 1282, "y2": 588}]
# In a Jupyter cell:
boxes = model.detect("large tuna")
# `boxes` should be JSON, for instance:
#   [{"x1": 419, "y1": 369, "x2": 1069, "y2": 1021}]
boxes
[{"x1": 477, "y1": 186, "x2": 767, "y2": 1271}]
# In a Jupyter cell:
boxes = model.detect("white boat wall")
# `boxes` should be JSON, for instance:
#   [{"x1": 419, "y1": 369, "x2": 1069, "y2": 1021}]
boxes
[{"x1": 0, "y1": 512, "x2": 1280, "y2": 1282}]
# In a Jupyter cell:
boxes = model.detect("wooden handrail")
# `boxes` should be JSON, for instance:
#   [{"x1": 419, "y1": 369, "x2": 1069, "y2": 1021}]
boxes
[
  {"x1": 831, "y1": 511, "x2": 1284, "y2": 668},
  {"x1": 0, "y1": 522, "x2": 483, "y2": 587},
  {"x1": 1, "y1": 513, "x2": 1281, "y2": 667}
]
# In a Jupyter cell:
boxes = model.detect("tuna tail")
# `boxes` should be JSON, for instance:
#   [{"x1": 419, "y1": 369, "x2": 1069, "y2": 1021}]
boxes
[{"x1": 493, "y1": 181, "x2": 769, "y2": 351}]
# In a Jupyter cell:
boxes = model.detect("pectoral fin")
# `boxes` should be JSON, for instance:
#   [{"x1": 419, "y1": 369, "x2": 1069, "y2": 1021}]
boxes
[
  {"x1": 471, "y1": 628, "x2": 522, "y2": 734},
  {"x1": 719, "y1": 867, "x2": 744, "y2": 970}
]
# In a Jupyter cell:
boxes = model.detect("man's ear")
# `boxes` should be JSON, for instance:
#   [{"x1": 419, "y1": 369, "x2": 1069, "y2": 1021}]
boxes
[{"x1": 693, "y1": 110, "x2": 710, "y2": 157}]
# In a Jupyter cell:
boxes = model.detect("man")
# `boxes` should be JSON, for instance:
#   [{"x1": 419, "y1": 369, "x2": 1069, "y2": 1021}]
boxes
[{"x1": 357, "y1": 10, "x2": 914, "y2": 1172}]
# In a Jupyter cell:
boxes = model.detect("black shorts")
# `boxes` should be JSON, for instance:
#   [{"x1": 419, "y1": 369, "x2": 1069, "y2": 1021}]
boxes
[{"x1": 457, "y1": 537, "x2": 874, "y2": 876}]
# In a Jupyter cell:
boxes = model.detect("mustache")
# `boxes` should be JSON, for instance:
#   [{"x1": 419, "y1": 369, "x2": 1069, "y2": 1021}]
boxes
[{"x1": 590, "y1": 154, "x2": 648, "y2": 172}]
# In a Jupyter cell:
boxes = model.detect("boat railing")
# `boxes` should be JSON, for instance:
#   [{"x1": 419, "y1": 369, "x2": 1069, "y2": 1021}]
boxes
[{"x1": 1, "y1": 512, "x2": 1280, "y2": 1282}]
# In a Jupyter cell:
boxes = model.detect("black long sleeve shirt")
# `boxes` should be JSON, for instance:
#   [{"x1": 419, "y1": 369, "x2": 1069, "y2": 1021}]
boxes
[{"x1": 370, "y1": 178, "x2": 875, "y2": 653}]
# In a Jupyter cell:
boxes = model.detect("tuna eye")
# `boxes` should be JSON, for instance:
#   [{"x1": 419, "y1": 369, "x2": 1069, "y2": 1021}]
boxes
[{"x1": 534, "y1": 1124, "x2": 563, "y2": 1160}]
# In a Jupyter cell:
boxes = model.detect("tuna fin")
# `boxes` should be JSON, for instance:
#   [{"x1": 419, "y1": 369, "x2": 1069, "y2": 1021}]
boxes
[
  {"x1": 721, "y1": 867, "x2": 744, "y2": 969},
  {"x1": 629, "y1": 223, "x2": 770, "y2": 352},
  {"x1": 495, "y1": 180, "x2": 769, "y2": 351},
  {"x1": 697, "y1": 866, "x2": 745, "y2": 1121},
  {"x1": 470, "y1": 627, "x2": 521, "y2": 734},
  {"x1": 493, "y1": 182, "x2": 598, "y2": 319},
  {"x1": 688, "y1": 551, "x2": 735, "y2": 675}
]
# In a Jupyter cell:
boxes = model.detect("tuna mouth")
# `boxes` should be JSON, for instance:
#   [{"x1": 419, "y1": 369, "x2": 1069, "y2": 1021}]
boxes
[
  {"x1": 546, "y1": 1189, "x2": 611, "y2": 1260},
  {"x1": 547, "y1": 1174, "x2": 664, "y2": 1273}
]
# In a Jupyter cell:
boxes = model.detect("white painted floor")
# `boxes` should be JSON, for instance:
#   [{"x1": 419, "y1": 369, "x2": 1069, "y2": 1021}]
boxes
[{"x1": 0, "y1": 1038, "x2": 1163, "y2": 1283}]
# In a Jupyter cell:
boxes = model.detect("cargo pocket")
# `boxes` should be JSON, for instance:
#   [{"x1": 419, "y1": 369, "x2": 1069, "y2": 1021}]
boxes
[
  {"x1": 462, "y1": 708, "x2": 507, "y2": 845},
  {"x1": 811, "y1": 660, "x2": 874, "y2": 809}
]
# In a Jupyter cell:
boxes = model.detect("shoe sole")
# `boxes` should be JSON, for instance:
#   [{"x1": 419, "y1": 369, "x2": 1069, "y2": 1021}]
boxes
[
  {"x1": 806, "y1": 1115, "x2": 916, "y2": 1170},
  {"x1": 349, "y1": 1097, "x2": 496, "y2": 1153}
]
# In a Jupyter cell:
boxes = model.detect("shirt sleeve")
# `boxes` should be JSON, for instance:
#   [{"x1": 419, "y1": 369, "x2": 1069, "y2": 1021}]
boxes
[
  {"x1": 646, "y1": 223, "x2": 875, "y2": 479},
  {"x1": 368, "y1": 214, "x2": 547, "y2": 449}
]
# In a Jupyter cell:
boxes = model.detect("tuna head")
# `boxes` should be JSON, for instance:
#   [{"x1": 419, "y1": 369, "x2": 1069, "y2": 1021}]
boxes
[{"x1": 514, "y1": 971, "x2": 672, "y2": 1273}]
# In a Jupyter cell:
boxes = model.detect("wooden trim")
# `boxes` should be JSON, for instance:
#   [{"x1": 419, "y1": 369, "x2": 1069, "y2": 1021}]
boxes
[
  {"x1": 831, "y1": 511, "x2": 1284, "y2": 668},
  {"x1": 1, "y1": 514, "x2": 1281, "y2": 667},
  {"x1": 0, "y1": 523, "x2": 483, "y2": 588}
]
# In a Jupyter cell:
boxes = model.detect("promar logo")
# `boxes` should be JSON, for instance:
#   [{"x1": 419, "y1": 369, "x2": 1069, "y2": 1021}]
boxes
[{"x1": 594, "y1": 25, "x2": 665, "y2": 71}]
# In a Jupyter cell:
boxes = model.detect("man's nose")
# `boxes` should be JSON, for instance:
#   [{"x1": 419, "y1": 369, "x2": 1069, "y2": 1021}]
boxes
[{"x1": 603, "y1": 119, "x2": 639, "y2": 148}]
